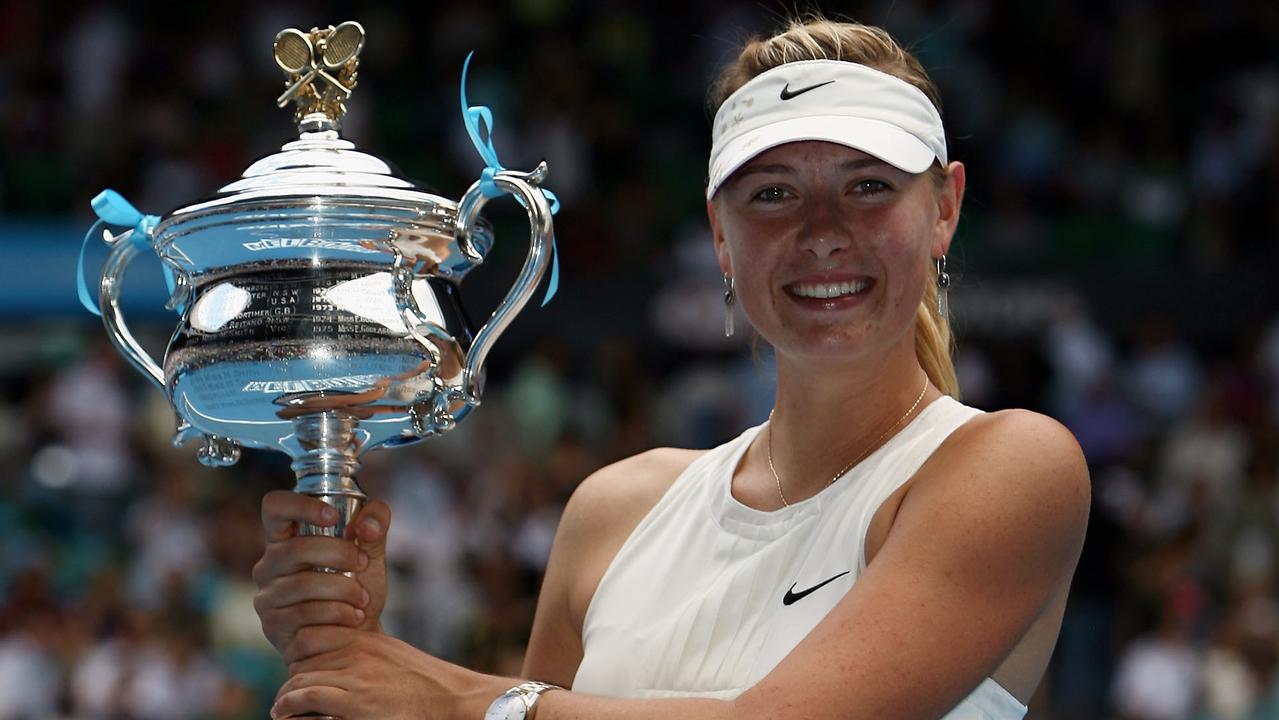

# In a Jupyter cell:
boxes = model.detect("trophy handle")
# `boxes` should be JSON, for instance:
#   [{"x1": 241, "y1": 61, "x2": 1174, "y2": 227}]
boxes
[
  {"x1": 453, "y1": 162, "x2": 554, "y2": 400},
  {"x1": 99, "y1": 233, "x2": 167, "y2": 391},
  {"x1": 101, "y1": 233, "x2": 243, "y2": 468}
]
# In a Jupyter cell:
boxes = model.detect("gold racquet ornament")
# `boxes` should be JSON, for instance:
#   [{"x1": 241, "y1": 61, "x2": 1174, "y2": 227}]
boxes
[{"x1": 274, "y1": 21, "x2": 365, "y2": 124}]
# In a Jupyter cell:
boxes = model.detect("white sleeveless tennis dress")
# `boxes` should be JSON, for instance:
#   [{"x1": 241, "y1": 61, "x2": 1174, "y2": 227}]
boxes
[{"x1": 572, "y1": 396, "x2": 1027, "y2": 719}]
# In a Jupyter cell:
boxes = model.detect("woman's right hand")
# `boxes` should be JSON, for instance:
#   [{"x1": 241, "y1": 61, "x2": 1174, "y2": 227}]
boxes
[{"x1": 252, "y1": 491, "x2": 391, "y2": 656}]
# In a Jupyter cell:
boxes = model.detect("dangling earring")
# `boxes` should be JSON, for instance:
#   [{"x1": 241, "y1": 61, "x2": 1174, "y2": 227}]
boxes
[
  {"x1": 723, "y1": 274, "x2": 735, "y2": 337},
  {"x1": 934, "y1": 256, "x2": 950, "y2": 317}
]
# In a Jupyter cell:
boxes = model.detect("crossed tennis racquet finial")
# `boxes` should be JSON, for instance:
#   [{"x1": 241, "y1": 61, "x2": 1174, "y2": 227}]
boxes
[{"x1": 274, "y1": 21, "x2": 365, "y2": 108}]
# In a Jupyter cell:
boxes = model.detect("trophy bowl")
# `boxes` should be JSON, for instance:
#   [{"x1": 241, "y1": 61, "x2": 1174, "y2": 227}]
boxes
[{"x1": 89, "y1": 21, "x2": 555, "y2": 542}]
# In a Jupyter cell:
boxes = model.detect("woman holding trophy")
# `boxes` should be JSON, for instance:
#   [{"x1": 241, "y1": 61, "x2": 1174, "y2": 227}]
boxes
[{"x1": 256, "y1": 18, "x2": 1089, "y2": 720}]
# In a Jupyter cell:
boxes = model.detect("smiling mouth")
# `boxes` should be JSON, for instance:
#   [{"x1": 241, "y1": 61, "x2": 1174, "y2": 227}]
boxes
[{"x1": 786, "y1": 279, "x2": 871, "y2": 299}]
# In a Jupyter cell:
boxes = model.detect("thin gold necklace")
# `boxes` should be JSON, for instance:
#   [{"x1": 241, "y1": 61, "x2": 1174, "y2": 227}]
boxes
[{"x1": 767, "y1": 374, "x2": 930, "y2": 508}]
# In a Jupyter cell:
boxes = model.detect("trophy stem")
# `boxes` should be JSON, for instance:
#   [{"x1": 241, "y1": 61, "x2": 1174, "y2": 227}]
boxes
[{"x1": 291, "y1": 412, "x2": 365, "y2": 543}]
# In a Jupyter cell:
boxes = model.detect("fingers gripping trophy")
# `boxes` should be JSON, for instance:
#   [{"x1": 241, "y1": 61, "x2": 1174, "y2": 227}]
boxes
[{"x1": 85, "y1": 22, "x2": 556, "y2": 551}]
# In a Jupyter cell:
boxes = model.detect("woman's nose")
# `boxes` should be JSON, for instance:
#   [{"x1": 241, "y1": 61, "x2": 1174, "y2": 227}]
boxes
[{"x1": 798, "y1": 197, "x2": 853, "y2": 258}]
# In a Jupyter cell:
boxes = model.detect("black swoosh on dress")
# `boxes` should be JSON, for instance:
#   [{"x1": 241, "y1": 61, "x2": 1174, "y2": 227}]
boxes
[
  {"x1": 782, "y1": 570, "x2": 851, "y2": 606},
  {"x1": 779, "y1": 80, "x2": 836, "y2": 100}
]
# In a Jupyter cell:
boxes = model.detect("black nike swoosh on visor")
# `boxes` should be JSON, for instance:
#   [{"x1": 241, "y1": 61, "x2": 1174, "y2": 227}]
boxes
[{"x1": 779, "y1": 80, "x2": 836, "y2": 100}]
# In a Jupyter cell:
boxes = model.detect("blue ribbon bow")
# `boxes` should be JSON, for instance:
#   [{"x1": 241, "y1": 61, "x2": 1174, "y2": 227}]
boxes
[
  {"x1": 76, "y1": 190, "x2": 173, "y2": 316},
  {"x1": 460, "y1": 52, "x2": 560, "y2": 306}
]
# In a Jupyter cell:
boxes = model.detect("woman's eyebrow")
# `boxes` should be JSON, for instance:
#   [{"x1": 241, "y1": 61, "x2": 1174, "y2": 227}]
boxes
[
  {"x1": 739, "y1": 158, "x2": 891, "y2": 177},
  {"x1": 842, "y1": 159, "x2": 891, "y2": 171},
  {"x1": 734, "y1": 163, "x2": 794, "y2": 179},
  {"x1": 730, "y1": 157, "x2": 895, "y2": 187}
]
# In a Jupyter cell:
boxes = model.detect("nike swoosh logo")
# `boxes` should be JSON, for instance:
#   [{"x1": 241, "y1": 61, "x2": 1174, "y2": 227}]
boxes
[
  {"x1": 779, "y1": 80, "x2": 835, "y2": 100},
  {"x1": 782, "y1": 571, "x2": 851, "y2": 606}
]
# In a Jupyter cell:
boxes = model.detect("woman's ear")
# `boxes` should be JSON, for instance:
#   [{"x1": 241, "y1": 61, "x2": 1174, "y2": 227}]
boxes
[
  {"x1": 708, "y1": 198, "x2": 733, "y2": 276},
  {"x1": 932, "y1": 161, "x2": 966, "y2": 258}
]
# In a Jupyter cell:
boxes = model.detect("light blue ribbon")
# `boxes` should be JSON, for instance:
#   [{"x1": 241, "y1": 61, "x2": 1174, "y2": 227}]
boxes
[
  {"x1": 76, "y1": 189, "x2": 173, "y2": 317},
  {"x1": 460, "y1": 52, "x2": 560, "y2": 306}
]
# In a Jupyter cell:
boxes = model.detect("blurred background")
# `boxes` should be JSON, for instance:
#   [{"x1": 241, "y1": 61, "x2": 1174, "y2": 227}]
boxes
[{"x1": 1, "y1": 0, "x2": 1278, "y2": 718}]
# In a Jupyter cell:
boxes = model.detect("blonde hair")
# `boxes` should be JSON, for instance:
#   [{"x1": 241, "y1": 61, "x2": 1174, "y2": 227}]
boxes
[{"x1": 712, "y1": 18, "x2": 960, "y2": 398}]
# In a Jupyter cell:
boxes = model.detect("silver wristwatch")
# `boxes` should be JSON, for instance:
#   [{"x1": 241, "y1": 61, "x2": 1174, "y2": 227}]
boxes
[{"x1": 483, "y1": 680, "x2": 562, "y2": 720}]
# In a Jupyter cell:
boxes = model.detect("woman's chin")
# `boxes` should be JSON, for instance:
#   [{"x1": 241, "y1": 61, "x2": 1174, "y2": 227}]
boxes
[{"x1": 766, "y1": 321, "x2": 916, "y2": 370}]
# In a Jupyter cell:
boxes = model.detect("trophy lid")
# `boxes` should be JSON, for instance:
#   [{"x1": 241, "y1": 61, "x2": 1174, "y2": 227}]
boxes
[
  {"x1": 174, "y1": 129, "x2": 437, "y2": 210},
  {"x1": 152, "y1": 21, "x2": 483, "y2": 265}
]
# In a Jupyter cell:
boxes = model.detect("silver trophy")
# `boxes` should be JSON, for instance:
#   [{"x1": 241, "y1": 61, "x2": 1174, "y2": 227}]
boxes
[{"x1": 92, "y1": 21, "x2": 554, "y2": 542}]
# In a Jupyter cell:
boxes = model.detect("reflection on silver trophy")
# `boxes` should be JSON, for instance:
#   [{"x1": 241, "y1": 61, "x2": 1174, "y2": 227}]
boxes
[{"x1": 88, "y1": 21, "x2": 555, "y2": 544}]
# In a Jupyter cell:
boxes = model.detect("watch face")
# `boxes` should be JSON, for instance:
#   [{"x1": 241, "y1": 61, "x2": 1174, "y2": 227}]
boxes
[{"x1": 484, "y1": 693, "x2": 528, "y2": 720}]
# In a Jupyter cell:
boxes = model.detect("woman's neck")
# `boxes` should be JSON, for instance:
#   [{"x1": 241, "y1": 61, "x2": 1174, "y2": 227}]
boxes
[{"x1": 756, "y1": 339, "x2": 939, "y2": 505}]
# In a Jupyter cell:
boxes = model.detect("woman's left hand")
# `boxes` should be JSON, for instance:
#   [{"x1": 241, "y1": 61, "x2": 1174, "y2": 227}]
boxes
[{"x1": 271, "y1": 626, "x2": 507, "y2": 720}]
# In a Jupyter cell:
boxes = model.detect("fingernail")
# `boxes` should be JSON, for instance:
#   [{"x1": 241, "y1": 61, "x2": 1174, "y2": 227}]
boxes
[
  {"x1": 321, "y1": 506, "x2": 338, "y2": 524},
  {"x1": 361, "y1": 588, "x2": 370, "y2": 607},
  {"x1": 357, "y1": 552, "x2": 369, "y2": 570},
  {"x1": 269, "y1": 703, "x2": 279, "y2": 720},
  {"x1": 355, "y1": 608, "x2": 366, "y2": 623},
  {"x1": 361, "y1": 518, "x2": 381, "y2": 536}
]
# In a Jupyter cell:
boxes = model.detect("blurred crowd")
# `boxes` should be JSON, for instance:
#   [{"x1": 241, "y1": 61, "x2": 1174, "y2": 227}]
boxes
[
  {"x1": 2, "y1": 1, "x2": 1279, "y2": 719},
  {"x1": 4, "y1": 1, "x2": 1278, "y2": 286}
]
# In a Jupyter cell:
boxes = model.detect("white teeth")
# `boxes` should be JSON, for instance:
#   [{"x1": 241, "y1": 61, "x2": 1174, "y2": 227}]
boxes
[{"x1": 790, "y1": 280, "x2": 868, "y2": 299}]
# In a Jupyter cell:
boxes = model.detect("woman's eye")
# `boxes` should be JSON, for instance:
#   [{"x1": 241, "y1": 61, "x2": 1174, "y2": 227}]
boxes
[
  {"x1": 751, "y1": 186, "x2": 790, "y2": 202},
  {"x1": 854, "y1": 179, "x2": 891, "y2": 195}
]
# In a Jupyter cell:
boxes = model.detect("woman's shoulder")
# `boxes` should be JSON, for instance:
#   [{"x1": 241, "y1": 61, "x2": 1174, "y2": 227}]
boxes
[
  {"x1": 560, "y1": 447, "x2": 708, "y2": 542},
  {"x1": 947, "y1": 406, "x2": 1086, "y2": 469},
  {"x1": 551, "y1": 447, "x2": 708, "y2": 633},
  {"x1": 867, "y1": 404, "x2": 1089, "y2": 568},
  {"x1": 922, "y1": 405, "x2": 1091, "y2": 527}
]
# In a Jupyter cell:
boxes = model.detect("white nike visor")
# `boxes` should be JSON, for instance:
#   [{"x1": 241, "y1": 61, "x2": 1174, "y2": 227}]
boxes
[{"x1": 707, "y1": 59, "x2": 947, "y2": 199}]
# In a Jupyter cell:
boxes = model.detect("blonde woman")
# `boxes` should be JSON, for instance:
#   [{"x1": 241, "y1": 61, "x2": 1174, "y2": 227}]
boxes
[{"x1": 257, "y1": 18, "x2": 1089, "y2": 720}]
